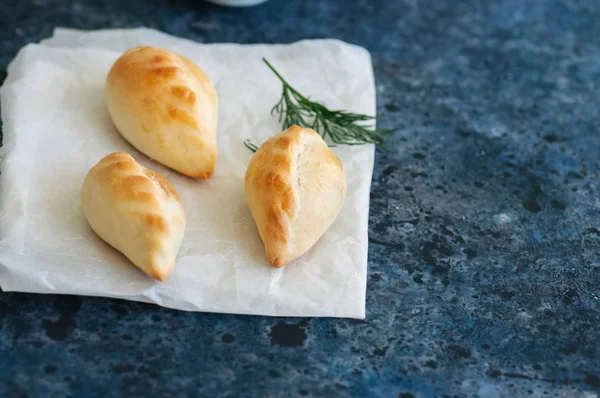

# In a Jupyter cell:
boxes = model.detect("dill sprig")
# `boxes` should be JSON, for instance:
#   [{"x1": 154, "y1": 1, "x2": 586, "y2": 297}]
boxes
[
  {"x1": 244, "y1": 58, "x2": 396, "y2": 152},
  {"x1": 243, "y1": 139, "x2": 259, "y2": 152},
  {"x1": 267, "y1": 58, "x2": 394, "y2": 144}
]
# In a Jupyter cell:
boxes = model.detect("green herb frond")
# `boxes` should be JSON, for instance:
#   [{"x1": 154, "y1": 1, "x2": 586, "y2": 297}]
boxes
[
  {"x1": 262, "y1": 58, "x2": 396, "y2": 147},
  {"x1": 243, "y1": 139, "x2": 258, "y2": 152}
]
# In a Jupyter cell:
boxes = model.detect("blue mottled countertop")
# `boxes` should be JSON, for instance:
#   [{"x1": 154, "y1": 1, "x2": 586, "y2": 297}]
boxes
[{"x1": 1, "y1": 0, "x2": 600, "y2": 397}]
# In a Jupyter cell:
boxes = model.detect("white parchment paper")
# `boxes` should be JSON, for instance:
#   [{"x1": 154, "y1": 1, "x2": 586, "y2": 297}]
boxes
[{"x1": 0, "y1": 28, "x2": 375, "y2": 318}]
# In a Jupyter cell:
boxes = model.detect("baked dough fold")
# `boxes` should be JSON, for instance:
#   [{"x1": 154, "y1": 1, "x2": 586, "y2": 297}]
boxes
[
  {"x1": 105, "y1": 46, "x2": 218, "y2": 179},
  {"x1": 81, "y1": 152, "x2": 186, "y2": 281},
  {"x1": 245, "y1": 126, "x2": 347, "y2": 267}
]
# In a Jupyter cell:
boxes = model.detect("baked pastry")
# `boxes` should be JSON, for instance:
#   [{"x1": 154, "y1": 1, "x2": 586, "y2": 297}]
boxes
[
  {"x1": 245, "y1": 126, "x2": 347, "y2": 267},
  {"x1": 81, "y1": 152, "x2": 186, "y2": 281},
  {"x1": 105, "y1": 46, "x2": 218, "y2": 179}
]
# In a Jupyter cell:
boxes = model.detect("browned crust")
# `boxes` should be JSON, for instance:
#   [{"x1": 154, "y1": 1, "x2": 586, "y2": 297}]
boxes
[
  {"x1": 178, "y1": 56, "x2": 218, "y2": 108},
  {"x1": 107, "y1": 49, "x2": 199, "y2": 130},
  {"x1": 143, "y1": 168, "x2": 181, "y2": 201},
  {"x1": 84, "y1": 152, "x2": 184, "y2": 281},
  {"x1": 245, "y1": 126, "x2": 346, "y2": 268},
  {"x1": 105, "y1": 46, "x2": 217, "y2": 179},
  {"x1": 96, "y1": 152, "x2": 182, "y2": 208},
  {"x1": 245, "y1": 126, "x2": 304, "y2": 267},
  {"x1": 170, "y1": 85, "x2": 197, "y2": 105}
]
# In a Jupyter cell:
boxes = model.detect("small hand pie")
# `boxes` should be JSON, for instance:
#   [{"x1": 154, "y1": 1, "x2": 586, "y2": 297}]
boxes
[
  {"x1": 245, "y1": 126, "x2": 347, "y2": 267},
  {"x1": 81, "y1": 152, "x2": 186, "y2": 281},
  {"x1": 105, "y1": 46, "x2": 218, "y2": 179}
]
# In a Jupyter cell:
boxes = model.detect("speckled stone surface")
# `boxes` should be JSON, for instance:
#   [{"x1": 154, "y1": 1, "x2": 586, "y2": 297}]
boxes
[{"x1": 1, "y1": 0, "x2": 600, "y2": 397}]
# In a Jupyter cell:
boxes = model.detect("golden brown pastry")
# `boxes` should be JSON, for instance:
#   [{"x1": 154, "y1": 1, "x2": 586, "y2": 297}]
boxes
[
  {"x1": 81, "y1": 152, "x2": 186, "y2": 281},
  {"x1": 245, "y1": 126, "x2": 347, "y2": 267},
  {"x1": 105, "y1": 46, "x2": 218, "y2": 179}
]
